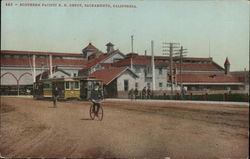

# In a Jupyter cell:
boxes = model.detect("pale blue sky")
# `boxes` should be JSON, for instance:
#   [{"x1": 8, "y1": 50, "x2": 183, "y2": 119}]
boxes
[{"x1": 1, "y1": 0, "x2": 249, "y2": 71}]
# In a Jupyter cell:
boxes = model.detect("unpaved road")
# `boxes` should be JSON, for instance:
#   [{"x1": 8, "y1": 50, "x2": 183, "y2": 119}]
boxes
[{"x1": 0, "y1": 97, "x2": 249, "y2": 159}]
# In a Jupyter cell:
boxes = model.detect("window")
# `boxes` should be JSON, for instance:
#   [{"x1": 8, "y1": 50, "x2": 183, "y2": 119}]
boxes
[
  {"x1": 73, "y1": 81, "x2": 80, "y2": 89},
  {"x1": 38, "y1": 55, "x2": 45, "y2": 59},
  {"x1": 13, "y1": 55, "x2": 20, "y2": 58},
  {"x1": 4, "y1": 55, "x2": 11, "y2": 58},
  {"x1": 134, "y1": 67, "x2": 140, "y2": 73},
  {"x1": 54, "y1": 56, "x2": 62, "y2": 59},
  {"x1": 43, "y1": 83, "x2": 52, "y2": 89},
  {"x1": 113, "y1": 58, "x2": 122, "y2": 62},
  {"x1": 159, "y1": 67, "x2": 163, "y2": 75},
  {"x1": 135, "y1": 82, "x2": 138, "y2": 88},
  {"x1": 65, "y1": 81, "x2": 70, "y2": 90},
  {"x1": 147, "y1": 83, "x2": 151, "y2": 88},
  {"x1": 147, "y1": 67, "x2": 152, "y2": 73},
  {"x1": 159, "y1": 82, "x2": 163, "y2": 88},
  {"x1": 166, "y1": 83, "x2": 172, "y2": 87},
  {"x1": 21, "y1": 55, "x2": 28, "y2": 58},
  {"x1": 124, "y1": 80, "x2": 129, "y2": 91},
  {"x1": 73, "y1": 73, "x2": 77, "y2": 77}
]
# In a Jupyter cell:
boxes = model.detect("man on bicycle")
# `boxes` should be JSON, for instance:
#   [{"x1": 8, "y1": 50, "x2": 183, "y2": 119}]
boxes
[{"x1": 90, "y1": 83, "x2": 103, "y2": 115}]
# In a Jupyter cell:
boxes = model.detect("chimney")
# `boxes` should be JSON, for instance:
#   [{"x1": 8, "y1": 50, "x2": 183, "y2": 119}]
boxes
[
  {"x1": 106, "y1": 42, "x2": 114, "y2": 53},
  {"x1": 224, "y1": 57, "x2": 230, "y2": 75}
]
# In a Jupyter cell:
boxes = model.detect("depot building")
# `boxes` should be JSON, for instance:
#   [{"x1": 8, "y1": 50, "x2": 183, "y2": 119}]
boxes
[{"x1": 0, "y1": 42, "x2": 246, "y2": 97}]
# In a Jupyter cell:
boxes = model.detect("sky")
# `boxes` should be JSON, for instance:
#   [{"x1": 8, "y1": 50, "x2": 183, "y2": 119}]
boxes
[{"x1": 1, "y1": 0, "x2": 249, "y2": 71}]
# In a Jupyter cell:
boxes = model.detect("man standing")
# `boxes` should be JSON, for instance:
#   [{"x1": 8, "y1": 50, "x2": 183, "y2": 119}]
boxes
[
  {"x1": 90, "y1": 83, "x2": 103, "y2": 115},
  {"x1": 134, "y1": 88, "x2": 139, "y2": 100},
  {"x1": 142, "y1": 87, "x2": 147, "y2": 99},
  {"x1": 147, "y1": 87, "x2": 151, "y2": 99},
  {"x1": 128, "y1": 88, "x2": 135, "y2": 100},
  {"x1": 53, "y1": 85, "x2": 59, "y2": 108}
]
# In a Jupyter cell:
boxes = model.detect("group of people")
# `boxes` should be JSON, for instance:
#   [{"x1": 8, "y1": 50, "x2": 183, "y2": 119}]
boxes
[{"x1": 128, "y1": 87, "x2": 151, "y2": 100}]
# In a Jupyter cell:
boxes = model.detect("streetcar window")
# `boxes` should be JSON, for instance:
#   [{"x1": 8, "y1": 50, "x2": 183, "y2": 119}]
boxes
[
  {"x1": 70, "y1": 81, "x2": 79, "y2": 90},
  {"x1": 65, "y1": 81, "x2": 70, "y2": 89},
  {"x1": 74, "y1": 81, "x2": 79, "y2": 89},
  {"x1": 43, "y1": 83, "x2": 52, "y2": 89}
]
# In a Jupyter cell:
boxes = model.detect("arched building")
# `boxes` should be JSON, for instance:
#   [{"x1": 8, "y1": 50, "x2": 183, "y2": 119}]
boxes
[{"x1": 1, "y1": 42, "x2": 246, "y2": 96}]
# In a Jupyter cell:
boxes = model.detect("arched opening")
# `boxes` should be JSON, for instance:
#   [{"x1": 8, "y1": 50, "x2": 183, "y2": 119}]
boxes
[
  {"x1": 0, "y1": 72, "x2": 18, "y2": 95},
  {"x1": 18, "y1": 72, "x2": 33, "y2": 95}
]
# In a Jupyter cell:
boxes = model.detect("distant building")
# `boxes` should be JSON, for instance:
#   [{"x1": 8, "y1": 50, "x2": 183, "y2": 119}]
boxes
[
  {"x1": 0, "y1": 42, "x2": 246, "y2": 97},
  {"x1": 89, "y1": 67, "x2": 138, "y2": 98}
]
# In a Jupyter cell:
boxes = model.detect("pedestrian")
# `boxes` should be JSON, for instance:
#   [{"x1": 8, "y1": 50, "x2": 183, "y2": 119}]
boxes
[
  {"x1": 147, "y1": 87, "x2": 151, "y2": 99},
  {"x1": 53, "y1": 85, "x2": 59, "y2": 108},
  {"x1": 128, "y1": 88, "x2": 134, "y2": 100},
  {"x1": 134, "y1": 88, "x2": 139, "y2": 100},
  {"x1": 142, "y1": 87, "x2": 147, "y2": 99}
]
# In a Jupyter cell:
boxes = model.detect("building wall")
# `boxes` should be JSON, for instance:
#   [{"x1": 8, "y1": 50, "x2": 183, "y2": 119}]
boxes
[
  {"x1": 1, "y1": 67, "x2": 43, "y2": 85},
  {"x1": 1, "y1": 66, "x2": 83, "y2": 85},
  {"x1": 132, "y1": 65, "x2": 170, "y2": 91},
  {"x1": 102, "y1": 53, "x2": 125, "y2": 63},
  {"x1": 117, "y1": 70, "x2": 137, "y2": 91}
]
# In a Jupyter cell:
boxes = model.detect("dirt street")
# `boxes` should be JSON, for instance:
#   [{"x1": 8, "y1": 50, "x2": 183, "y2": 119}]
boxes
[{"x1": 0, "y1": 97, "x2": 249, "y2": 159}]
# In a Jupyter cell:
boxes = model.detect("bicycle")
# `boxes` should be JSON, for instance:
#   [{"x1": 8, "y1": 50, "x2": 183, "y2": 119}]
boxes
[{"x1": 89, "y1": 102, "x2": 103, "y2": 121}]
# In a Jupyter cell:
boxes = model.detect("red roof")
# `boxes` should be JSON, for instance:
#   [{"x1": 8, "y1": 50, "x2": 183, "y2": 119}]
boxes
[
  {"x1": 1, "y1": 50, "x2": 83, "y2": 57},
  {"x1": 99, "y1": 63, "x2": 113, "y2": 67},
  {"x1": 112, "y1": 56, "x2": 166, "y2": 67},
  {"x1": 89, "y1": 67, "x2": 128, "y2": 85},
  {"x1": 112, "y1": 55, "x2": 221, "y2": 71},
  {"x1": 155, "y1": 56, "x2": 212, "y2": 62},
  {"x1": 173, "y1": 63, "x2": 221, "y2": 71},
  {"x1": 82, "y1": 43, "x2": 98, "y2": 51},
  {"x1": 176, "y1": 73, "x2": 244, "y2": 83},
  {"x1": 1, "y1": 57, "x2": 87, "y2": 67}
]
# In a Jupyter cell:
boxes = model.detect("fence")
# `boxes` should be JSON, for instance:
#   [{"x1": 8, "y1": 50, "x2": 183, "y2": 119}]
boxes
[{"x1": 150, "y1": 93, "x2": 249, "y2": 102}]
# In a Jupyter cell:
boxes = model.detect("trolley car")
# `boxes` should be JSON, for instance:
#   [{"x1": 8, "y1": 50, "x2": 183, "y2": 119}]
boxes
[{"x1": 33, "y1": 77, "x2": 103, "y2": 100}]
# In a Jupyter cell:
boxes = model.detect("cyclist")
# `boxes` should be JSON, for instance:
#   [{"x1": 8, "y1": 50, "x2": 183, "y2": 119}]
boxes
[{"x1": 90, "y1": 83, "x2": 103, "y2": 115}]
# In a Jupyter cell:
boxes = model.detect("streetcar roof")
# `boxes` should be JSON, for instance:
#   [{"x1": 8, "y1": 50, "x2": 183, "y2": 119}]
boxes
[{"x1": 36, "y1": 76, "x2": 102, "y2": 82}]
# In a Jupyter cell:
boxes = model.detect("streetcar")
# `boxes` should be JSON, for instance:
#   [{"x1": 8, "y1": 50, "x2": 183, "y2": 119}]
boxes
[{"x1": 33, "y1": 77, "x2": 103, "y2": 100}]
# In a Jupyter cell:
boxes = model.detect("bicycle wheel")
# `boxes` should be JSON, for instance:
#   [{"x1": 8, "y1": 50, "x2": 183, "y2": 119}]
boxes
[
  {"x1": 97, "y1": 106, "x2": 103, "y2": 121},
  {"x1": 89, "y1": 104, "x2": 95, "y2": 120}
]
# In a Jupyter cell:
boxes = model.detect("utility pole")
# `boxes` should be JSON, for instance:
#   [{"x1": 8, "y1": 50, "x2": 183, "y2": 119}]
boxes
[
  {"x1": 49, "y1": 54, "x2": 53, "y2": 78},
  {"x1": 162, "y1": 42, "x2": 180, "y2": 99},
  {"x1": 131, "y1": 35, "x2": 134, "y2": 53},
  {"x1": 151, "y1": 40, "x2": 156, "y2": 91},
  {"x1": 174, "y1": 46, "x2": 187, "y2": 99},
  {"x1": 209, "y1": 40, "x2": 211, "y2": 58},
  {"x1": 32, "y1": 54, "x2": 36, "y2": 83}
]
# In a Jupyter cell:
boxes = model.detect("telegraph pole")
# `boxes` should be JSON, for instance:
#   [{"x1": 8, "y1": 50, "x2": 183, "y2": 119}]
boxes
[
  {"x1": 151, "y1": 40, "x2": 156, "y2": 91},
  {"x1": 162, "y1": 42, "x2": 180, "y2": 99},
  {"x1": 174, "y1": 46, "x2": 187, "y2": 99},
  {"x1": 131, "y1": 35, "x2": 134, "y2": 53},
  {"x1": 169, "y1": 43, "x2": 173, "y2": 98}
]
